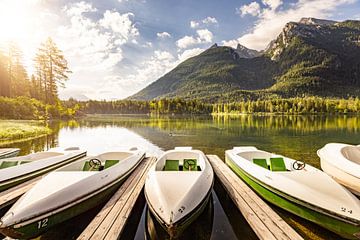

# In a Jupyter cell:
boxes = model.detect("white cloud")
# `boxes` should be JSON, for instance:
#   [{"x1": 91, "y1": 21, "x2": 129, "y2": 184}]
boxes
[
  {"x1": 190, "y1": 20, "x2": 200, "y2": 28},
  {"x1": 197, "y1": 29, "x2": 213, "y2": 42},
  {"x1": 176, "y1": 28, "x2": 213, "y2": 49},
  {"x1": 63, "y1": 1, "x2": 97, "y2": 16},
  {"x1": 57, "y1": 2, "x2": 142, "y2": 99},
  {"x1": 176, "y1": 35, "x2": 198, "y2": 49},
  {"x1": 99, "y1": 10, "x2": 139, "y2": 45},
  {"x1": 157, "y1": 31, "x2": 171, "y2": 39},
  {"x1": 202, "y1": 16, "x2": 218, "y2": 25},
  {"x1": 237, "y1": 2, "x2": 261, "y2": 17},
  {"x1": 190, "y1": 16, "x2": 218, "y2": 29},
  {"x1": 178, "y1": 48, "x2": 204, "y2": 62},
  {"x1": 228, "y1": 0, "x2": 355, "y2": 50},
  {"x1": 262, "y1": 0, "x2": 283, "y2": 10}
]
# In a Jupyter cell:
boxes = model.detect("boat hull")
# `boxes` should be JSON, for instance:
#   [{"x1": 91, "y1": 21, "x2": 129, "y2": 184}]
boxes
[
  {"x1": 0, "y1": 178, "x2": 123, "y2": 239},
  {"x1": 146, "y1": 188, "x2": 212, "y2": 238},
  {"x1": 225, "y1": 155, "x2": 360, "y2": 240},
  {"x1": 0, "y1": 149, "x2": 20, "y2": 159},
  {"x1": 321, "y1": 158, "x2": 360, "y2": 196},
  {"x1": 0, "y1": 152, "x2": 86, "y2": 193},
  {"x1": 0, "y1": 153, "x2": 144, "y2": 239}
]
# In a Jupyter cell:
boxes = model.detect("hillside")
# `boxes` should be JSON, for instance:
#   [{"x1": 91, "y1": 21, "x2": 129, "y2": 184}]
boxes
[{"x1": 130, "y1": 18, "x2": 360, "y2": 102}]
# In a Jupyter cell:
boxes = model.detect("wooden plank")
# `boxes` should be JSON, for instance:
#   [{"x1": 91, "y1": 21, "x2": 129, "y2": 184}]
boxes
[
  {"x1": 0, "y1": 176, "x2": 42, "y2": 210},
  {"x1": 209, "y1": 155, "x2": 297, "y2": 240},
  {"x1": 78, "y1": 157, "x2": 155, "y2": 240},
  {"x1": 207, "y1": 155, "x2": 303, "y2": 240}
]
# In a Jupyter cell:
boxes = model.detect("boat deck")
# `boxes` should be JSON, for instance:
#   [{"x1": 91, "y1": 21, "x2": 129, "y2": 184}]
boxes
[
  {"x1": 77, "y1": 156, "x2": 156, "y2": 240},
  {"x1": 0, "y1": 175, "x2": 42, "y2": 210},
  {"x1": 207, "y1": 155, "x2": 303, "y2": 240}
]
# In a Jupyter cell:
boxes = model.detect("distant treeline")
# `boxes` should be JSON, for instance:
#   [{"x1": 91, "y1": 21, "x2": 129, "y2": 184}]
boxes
[
  {"x1": 71, "y1": 96, "x2": 360, "y2": 115},
  {"x1": 212, "y1": 97, "x2": 360, "y2": 114},
  {"x1": 77, "y1": 98, "x2": 212, "y2": 114},
  {"x1": 1, "y1": 96, "x2": 360, "y2": 120}
]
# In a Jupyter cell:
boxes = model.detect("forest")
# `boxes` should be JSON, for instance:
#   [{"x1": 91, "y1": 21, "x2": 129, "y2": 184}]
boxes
[{"x1": 0, "y1": 38, "x2": 78, "y2": 119}]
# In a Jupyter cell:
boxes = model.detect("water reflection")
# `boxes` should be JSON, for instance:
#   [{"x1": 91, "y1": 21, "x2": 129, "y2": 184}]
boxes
[{"x1": 145, "y1": 195, "x2": 214, "y2": 240}]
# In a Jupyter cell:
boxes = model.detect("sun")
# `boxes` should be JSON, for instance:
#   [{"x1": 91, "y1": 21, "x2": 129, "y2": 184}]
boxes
[{"x1": 0, "y1": 0, "x2": 46, "y2": 73}]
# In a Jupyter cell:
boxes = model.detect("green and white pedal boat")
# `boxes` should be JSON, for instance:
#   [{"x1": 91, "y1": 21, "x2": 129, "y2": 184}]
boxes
[
  {"x1": 0, "y1": 148, "x2": 20, "y2": 159},
  {"x1": 225, "y1": 146, "x2": 360, "y2": 239},
  {"x1": 0, "y1": 148, "x2": 145, "y2": 239},
  {"x1": 0, "y1": 147, "x2": 86, "y2": 192},
  {"x1": 144, "y1": 147, "x2": 214, "y2": 238}
]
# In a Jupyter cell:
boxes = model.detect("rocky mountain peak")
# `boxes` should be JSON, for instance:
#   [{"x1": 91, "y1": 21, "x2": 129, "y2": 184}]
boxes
[
  {"x1": 234, "y1": 43, "x2": 261, "y2": 58},
  {"x1": 299, "y1": 17, "x2": 337, "y2": 26}
]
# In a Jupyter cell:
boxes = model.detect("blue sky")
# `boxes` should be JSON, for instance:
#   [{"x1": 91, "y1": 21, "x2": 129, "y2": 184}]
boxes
[{"x1": 0, "y1": 0, "x2": 359, "y2": 100}]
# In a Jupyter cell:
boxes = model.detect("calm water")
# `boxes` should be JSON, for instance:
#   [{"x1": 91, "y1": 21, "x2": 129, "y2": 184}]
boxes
[{"x1": 2, "y1": 114, "x2": 360, "y2": 240}]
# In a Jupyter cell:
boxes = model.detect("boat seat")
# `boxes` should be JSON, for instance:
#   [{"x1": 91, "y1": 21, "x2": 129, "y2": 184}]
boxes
[
  {"x1": 164, "y1": 159, "x2": 179, "y2": 171},
  {"x1": 269, "y1": 157, "x2": 287, "y2": 171},
  {"x1": 104, "y1": 160, "x2": 119, "y2": 169},
  {"x1": 82, "y1": 161, "x2": 101, "y2": 171},
  {"x1": 20, "y1": 161, "x2": 30, "y2": 165},
  {"x1": 183, "y1": 159, "x2": 197, "y2": 171},
  {"x1": 253, "y1": 158, "x2": 268, "y2": 169},
  {"x1": 0, "y1": 161, "x2": 18, "y2": 169}
]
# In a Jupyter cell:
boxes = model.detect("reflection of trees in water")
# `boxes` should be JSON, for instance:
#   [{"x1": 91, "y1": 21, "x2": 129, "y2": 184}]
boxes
[{"x1": 80, "y1": 115, "x2": 360, "y2": 135}]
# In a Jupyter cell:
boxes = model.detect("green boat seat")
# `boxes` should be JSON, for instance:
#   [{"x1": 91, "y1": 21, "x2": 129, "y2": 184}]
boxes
[
  {"x1": 20, "y1": 161, "x2": 30, "y2": 165},
  {"x1": 0, "y1": 161, "x2": 18, "y2": 169},
  {"x1": 253, "y1": 158, "x2": 268, "y2": 169},
  {"x1": 183, "y1": 159, "x2": 197, "y2": 171},
  {"x1": 82, "y1": 161, "x2": 100, "y2": 171},
  {"x1": 104, "y1": 160, "x2": 119, "y2": 169},
  {"x1": 269, "y1": 157, "x2": 287, "y2": 171},
  {"x1": 164, "y1": 159, "x2": 179, "y2": 171}
]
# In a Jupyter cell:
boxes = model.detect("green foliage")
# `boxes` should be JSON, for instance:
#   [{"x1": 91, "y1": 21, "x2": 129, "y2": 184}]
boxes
[
  {"x1": 212, "y1": 97, "x2": 360, "y2": 115},
  {"x1": 78, "y1": 98, "x2": 212, "y2": 115},
  {"x1": 0, "y1": 121, "x2": 51, "y2": 142},
  {"x1": 0, "y1": 97, "x2": 80, "y2": 120}
]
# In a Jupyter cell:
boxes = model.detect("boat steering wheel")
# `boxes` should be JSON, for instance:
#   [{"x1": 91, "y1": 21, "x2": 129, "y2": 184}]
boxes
[
  {"x1": 89, "y1": 158, "x2": 102, "y2": 170},
  {"x1": 184, "y1": 159, "x2": 197, "y2": 171},
  {"x1": 292, "y1": 160, "x2": 306, "y2": 170}
]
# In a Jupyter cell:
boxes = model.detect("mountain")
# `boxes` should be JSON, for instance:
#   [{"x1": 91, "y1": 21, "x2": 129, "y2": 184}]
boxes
[
  {"x1": 235, "y1": 44, "x2": 261, "y2": 58},
  {"x1": 130, "y1": 18, "x2": 360, "y2": 102}
]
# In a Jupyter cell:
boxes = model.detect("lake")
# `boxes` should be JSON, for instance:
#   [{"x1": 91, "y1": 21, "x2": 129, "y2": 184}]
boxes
[{"x1": 2, "y1": 114, "x2": 360, "y2": 240}]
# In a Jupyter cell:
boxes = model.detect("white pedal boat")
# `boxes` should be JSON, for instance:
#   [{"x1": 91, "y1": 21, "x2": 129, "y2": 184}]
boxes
[
  {"x1": 318, "y1": 143, "x2": 360, "y2": 196},
  {"x1": 0, "y1": 148, "x2": 145, "y2": 239},
  {"x1": 226, "y1": 146, "x2": 360, "y2": 239},
  {"x1": 0, "y1": 148, "x2": 20, "y2": 159},
  {"x1": 0, "y1": 147, "x2": 86, "y2": 192},
  {"x1": 144, "y1": 147, "x2": 214, "y2": 237}
]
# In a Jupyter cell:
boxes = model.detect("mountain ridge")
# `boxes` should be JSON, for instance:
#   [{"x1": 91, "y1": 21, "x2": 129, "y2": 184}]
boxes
[{"x1": 130, "y1": 18, "x2": 360, "y2": 102}]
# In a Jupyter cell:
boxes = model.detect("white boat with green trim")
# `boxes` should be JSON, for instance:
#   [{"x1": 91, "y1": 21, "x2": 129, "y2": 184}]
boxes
[
  {"x1": 145, "y1": 147, "x2": 213, "y2": 238},
  {"x1": 0, "y1": 148, "x2": 145, "y2": 239},
  {"x1": 0, "y1": 147, "x2": 86, "y2": 192},
  {"x1": 226, "y1": 146, "x2": 360, "y2": 239},
  {"x1": 0, "y1": 148, "x2": 20, "y2": 159},
  {"x1": 318, "y1": 143, "x2": 360, "y2": 196}
]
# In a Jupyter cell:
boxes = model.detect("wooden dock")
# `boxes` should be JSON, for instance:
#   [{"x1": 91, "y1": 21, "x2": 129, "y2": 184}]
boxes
[
  {"x1": 77, "y1": 156, "x2": 156, "y2": 240},
  {"x1": 207, "y1": 155, "x2": 303, "y2": 240},
  {"x1": 0, "y1": 176, "x2": 42, "y2": 210}
]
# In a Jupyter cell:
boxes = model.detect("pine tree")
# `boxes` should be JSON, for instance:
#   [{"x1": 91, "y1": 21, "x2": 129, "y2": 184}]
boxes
[{"x1": 34, "y1": 37, "x2": 71, "y2": 104}]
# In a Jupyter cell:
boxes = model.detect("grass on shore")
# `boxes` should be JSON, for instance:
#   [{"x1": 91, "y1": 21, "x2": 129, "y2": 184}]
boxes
[{"x1": 0, "y1": 121, "x2": 52, "y2": 142}]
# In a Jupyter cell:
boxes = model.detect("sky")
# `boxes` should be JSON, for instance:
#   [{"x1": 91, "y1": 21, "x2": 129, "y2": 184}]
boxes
[{"x1": 0, "y1": 0, "x2": 359, "y2": 100}]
